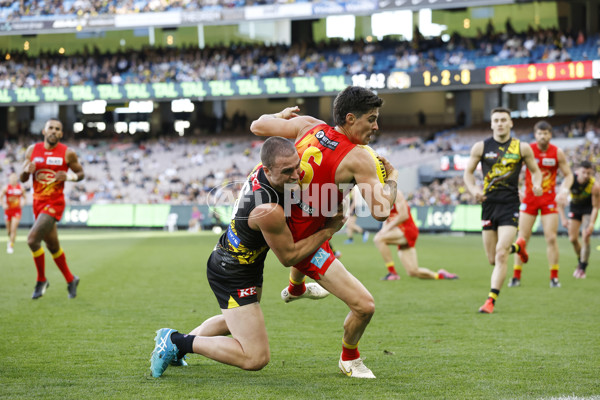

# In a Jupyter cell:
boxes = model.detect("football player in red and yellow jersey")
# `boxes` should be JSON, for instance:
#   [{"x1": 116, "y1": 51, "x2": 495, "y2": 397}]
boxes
[
  {"x1": 250, "y1": 86, "x2": 399, "y2": 378},
  {"x1": 20, "y1": 118, "x2": 85, "y2": 300},
  {"x1": 1, "y1": 172, "x2": 26, "y2": 254},
  {"x1": 509, "y1": 121, "x2": 573, "y2": 288}
]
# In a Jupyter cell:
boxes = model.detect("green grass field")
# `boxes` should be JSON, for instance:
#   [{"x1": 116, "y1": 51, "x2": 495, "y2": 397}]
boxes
[{"x1": 1, "y1": 229, "x2": 599, "y2": 399}]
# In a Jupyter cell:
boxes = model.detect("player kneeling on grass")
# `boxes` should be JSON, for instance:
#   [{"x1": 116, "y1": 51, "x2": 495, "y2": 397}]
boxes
[
  {"x1": 373, "y1": 190, "x2": 458, "y2": 281},
  {"x1": 150, "y1": 137, "x2": 345, "y2": 378}
]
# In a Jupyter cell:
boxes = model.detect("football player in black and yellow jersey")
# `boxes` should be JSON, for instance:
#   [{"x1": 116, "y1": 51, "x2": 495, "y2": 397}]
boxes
[
  {"x1": 464, "y1": 107, "x2": 543, "y2": 314},
  {"x1": 558, "y1": 161, "x2": 600, "y2": 279}
]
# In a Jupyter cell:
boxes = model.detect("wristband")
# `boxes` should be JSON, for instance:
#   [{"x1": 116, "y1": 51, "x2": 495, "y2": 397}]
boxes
[{"x1": 67, "y1": 172, "x2": 78, "y2": 181}]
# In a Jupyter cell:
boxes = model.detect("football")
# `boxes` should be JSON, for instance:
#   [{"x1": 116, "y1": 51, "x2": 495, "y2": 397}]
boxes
[{"x1": 359, "y1": 145, "x2": 387, "y2": 184}]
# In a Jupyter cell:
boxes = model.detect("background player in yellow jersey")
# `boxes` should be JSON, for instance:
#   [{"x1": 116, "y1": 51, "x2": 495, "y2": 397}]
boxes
[
  {"x1": 509, "y1": 120, "x2": 573, "y2": 288},
  {"x1": 464, "y1": 107, "x2": 542, "y2": 314},
  {"x1": 559, "y1": 161, "x2": 600, "y2": 278}
]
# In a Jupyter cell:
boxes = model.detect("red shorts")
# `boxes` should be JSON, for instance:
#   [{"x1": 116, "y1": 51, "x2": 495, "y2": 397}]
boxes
[
  {"x1": 520, "y1": 195, "x2": 557, "y2": 216},
  {"x1": 33, "y1": 198, "x2": 66, "y2": 221},
  {"x1": 293, "y1": 240, "x2": 336, "y2": 281},
  {"x1": 398, "y1": 220, "x2": 419, "y2": 250},
  {"x1": 4, "y1": 208, "x2": 22, "y2": 221}
]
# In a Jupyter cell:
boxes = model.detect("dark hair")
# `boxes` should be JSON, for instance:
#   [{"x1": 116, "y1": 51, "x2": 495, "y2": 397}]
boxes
[
  {"x1": 534, "y1": 120, "x2": 552, "y2": 132},
  {"x1": 260, "y1": 137, "x2": 296, "y2": 169},
  {"x1": 579, "y1": 161, "x2": 593, "y2": 170},
  {"x1": 490, "y1": 107, "x2": 512, "y2": 117},
  {"x1": 332, "y1": 86, "x2": 383, "y2": 126}
]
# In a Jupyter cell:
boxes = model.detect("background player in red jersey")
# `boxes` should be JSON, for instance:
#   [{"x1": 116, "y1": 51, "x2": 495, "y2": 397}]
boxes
[
  {"x1": 1, "y1": 172, "x2": 26, "y2": 254},
  {"x1": 509, "y1": 120, "x2": 573, "y2": 288},
  {"x1": 251, "y1": 86, "x2": 399, "y2": 379},
  {"x1": 20, "y1": 118, "x2": 85, "y2": 299},
  {"x1": 374, "y1": 190, "x2": 458, "y2": 281}
]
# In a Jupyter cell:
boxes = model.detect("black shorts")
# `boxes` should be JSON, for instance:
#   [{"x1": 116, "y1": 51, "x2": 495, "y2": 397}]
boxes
[
  {"x1": 568, "y1": 203, "x2": 592, "y2": 221},
  {"x1": 206, "y1": 250, "x2": 264, "y2": 310},
  {"x1": 481, "y1": 201, "x2": 519, "y2": 230}
]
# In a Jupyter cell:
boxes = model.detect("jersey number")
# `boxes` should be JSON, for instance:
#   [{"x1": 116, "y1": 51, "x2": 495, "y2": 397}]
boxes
[{"x1": 299, "y1": 147, "x2": 323, "y2": 190}]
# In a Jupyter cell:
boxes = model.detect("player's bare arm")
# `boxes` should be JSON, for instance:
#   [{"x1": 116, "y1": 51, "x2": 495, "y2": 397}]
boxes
[
  {"x1": 557, "y1": 200, "x2": 569, "y2": 228},
  {"x1": 378, "y1": 154, "x2": 399, "y2": 203},
  {"x1": 250, "y1": 107, "x2": 324, "y2": 140},
  {"x1": 583, "y1": 183, "x2": 600, "y2": 238},
  {"x1": 463, "y1": 141, "x2": 485, "y2": 202},
  {"x1": 249, "y1": 203, "x2": 345, "y2": 267},
  {"x1": 379, "y1": 192, "x2": 406, "y2": 234},
  {"x1": 56, "y1": 148, "x2": 84, "y2": 182},
  {"x1": 521, "y1": 142, "x2": 543, "y2": 196},
  {"x1": 20, "y1": 145, "x2": 35, "y2": 183},
  {"x1": 338, "y1": 146, "x2": 397, "y2": 221},
  {"x1": 555, "y1": 148, "x2": 574, "y2": 206},
  {"x1": 391, "y1": 192, "x2": 409, "y2": 224}
]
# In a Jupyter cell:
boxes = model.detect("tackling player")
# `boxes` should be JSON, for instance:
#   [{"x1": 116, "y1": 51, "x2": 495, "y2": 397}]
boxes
[
  {"x1": 20, "y1": 118, "x2": 84, "y2": 299},
  {"x1": 373, "y1": 190, "x2": 458, "y2": 281},
  {"x1": 250, "y1": 86, "x2": 399, "y2": 378},
  {"x1": 509, "y1": 121, "x2": 573, "y2": 288},
  {"x1": 149, "y1": 137, "x2": 345, "y2": 378},
  {"x1": 1, "y1": 172, "x2": 26, "y2": 254}
]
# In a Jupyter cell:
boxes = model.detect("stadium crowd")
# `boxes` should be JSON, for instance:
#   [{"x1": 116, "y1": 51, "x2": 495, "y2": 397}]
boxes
[
  {"x1": 1, "y1": 27, "x2": 598, "y2": 90},
  {"x1": 0, "y1": 0, "x2": 291, "y2": 20}
]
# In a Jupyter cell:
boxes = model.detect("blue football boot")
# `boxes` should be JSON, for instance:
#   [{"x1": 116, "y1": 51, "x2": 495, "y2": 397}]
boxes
[{"x1": 150, "y1": 328, "x2": 179, "y2": 378}]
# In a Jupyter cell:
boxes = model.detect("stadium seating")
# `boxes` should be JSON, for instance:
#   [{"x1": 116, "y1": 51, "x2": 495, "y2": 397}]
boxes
[{"x1": 1, "y1": 30, "x2": 598, "y2": 89}]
